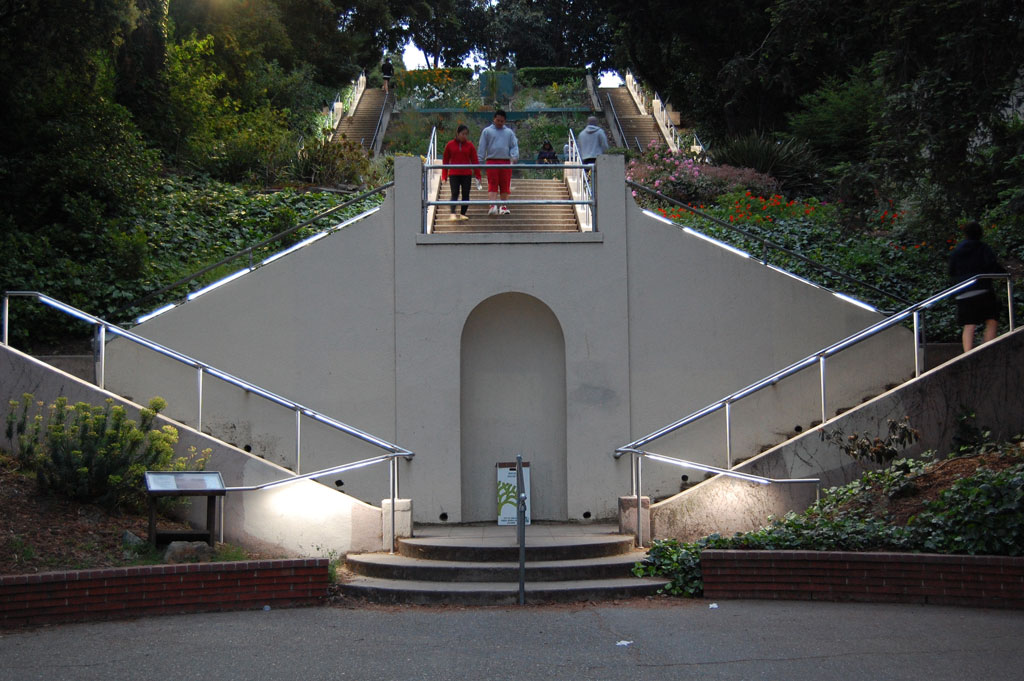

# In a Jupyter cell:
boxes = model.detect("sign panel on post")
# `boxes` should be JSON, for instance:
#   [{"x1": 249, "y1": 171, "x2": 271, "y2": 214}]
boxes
[{"x1": 496, "y1": 461, "x2": 530, "y2": 526}]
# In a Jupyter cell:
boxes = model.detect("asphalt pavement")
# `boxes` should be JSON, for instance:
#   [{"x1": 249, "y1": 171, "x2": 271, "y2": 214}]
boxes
[{"x1": 1, "y1": 598, "x2": 1022, "y2": 681}]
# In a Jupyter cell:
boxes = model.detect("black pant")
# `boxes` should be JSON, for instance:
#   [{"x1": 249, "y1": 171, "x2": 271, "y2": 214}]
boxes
[{"x1": 449, "y1": 176, "x2": 472, "y2": 214}]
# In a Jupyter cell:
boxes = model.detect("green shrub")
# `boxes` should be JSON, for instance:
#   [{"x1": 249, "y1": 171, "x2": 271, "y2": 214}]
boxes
[
  {"x1": 787, "y1": 71, "x2": 881, "y2": 168},
  {"x1": 292, "y1": 134, "x2": 371, "y2": 187},
  {"x1": 517, "y1": 67, "x2": 588, "y2": 87},
  {"x1": 5, "y1": 394, "x2": 208, "y2": 513},
  {"x1": 711, "y1": 132, "x2": 824, "y2": 196},
  {"x1": 633, "y1": 440, "x2": 1024, "y2": 595}
]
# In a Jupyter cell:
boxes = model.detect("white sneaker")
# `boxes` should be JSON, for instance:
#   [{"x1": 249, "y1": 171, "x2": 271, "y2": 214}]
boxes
[
  {"x1": 457, "y1": 214, "x2": 470, "y2": 220},
  {"x1": 449, "y1": 213, "x2": 459, "y2": 221},
  {"x1": 487, "y1": 205, "x2": 498, "y2": 216},
  {"x1": 499, "y1": 206, "x2": 511, "y2": 215}
]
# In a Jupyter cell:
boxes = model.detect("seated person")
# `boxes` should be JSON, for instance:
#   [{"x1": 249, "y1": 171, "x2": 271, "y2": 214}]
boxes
[{"x1": 536, "y1": 140, "x2": 559, "y2": 164}]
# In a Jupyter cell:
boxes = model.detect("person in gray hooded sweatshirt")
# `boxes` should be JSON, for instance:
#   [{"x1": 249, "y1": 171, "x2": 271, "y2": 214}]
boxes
[{"x1": 576, "y1": 116, "x2": 609, "y2": 165}]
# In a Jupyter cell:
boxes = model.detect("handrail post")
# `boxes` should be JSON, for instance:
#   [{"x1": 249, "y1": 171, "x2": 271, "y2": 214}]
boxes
[
  {"x1": 95, "y1": 324, "x2": 106, "y2": 389},
  {"x1": 724, "y1": 401, "x2": 733, "y2": 468},
  {"x1": 635, "y1": 453, "x2": 643, "y2": 548},
  {"x1": 912, "y1": 310, "x2": 922, "y2": 377},
  {"x1": 2, "y1": 293, "x2": 8, "y2": 345},
  {"x1": 818, "y1": 355, "x2": 827, "y2": 424},
  {"x1": 295, "y1": 408, "x2": 302, "y2": 474},
  {"x1": 196, "y1": 367, "x2": 203, "y2": 432},
  {"x1": 1007, "y1": 276, "x2": 1015, "y2": 329},
  {"x1": 390, "y1": 455, "x2": 397, "y2": 554}
]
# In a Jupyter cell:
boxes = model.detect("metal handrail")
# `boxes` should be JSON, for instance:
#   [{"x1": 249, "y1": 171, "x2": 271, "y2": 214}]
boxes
[
  {"x1": 515, "y1": 453, "x2": 527, "y2": 605},
  {"x1": 2, "y1": 291, "x2": 415, "y2": 477},
  {"x1": 615, "y1": 274, "x2": 1015, "y2": 466},
  {"x1": 604, "y1": 92, "x2": 627, "y2": 149},
  {"x1": 618, "y1": 448, "x2": 820, "y2": 547},
  {"x1": 692, "y1": 130, "x2": 711, "y2": 162},
  {"x1": 565, "y1": 128, "x2": 594, "y2": 231},
  {"x1": 650, "y1": 92, "x2": 681, "y2": 152},
  {"x1": 369, "y1": 90, "x2": 389, "y2": 154},
  {"x1": 628, "y1": 180, "x2": 909, "y2": 311},
  {"x1": 120, "y1": 184, "x2": 392, "y2": 319},
  {"x1": 421, "y1": 160, "x2": 596, "y2": 233}
]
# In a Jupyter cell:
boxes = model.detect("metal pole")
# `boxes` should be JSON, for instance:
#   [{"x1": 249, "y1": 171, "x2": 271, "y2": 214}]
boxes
[
  {"x1": 196, "y1": 367, "x2": 204, "y2": 433},
  {"x1": 818, "y1": 355, "x2": 827, "y2": 424},
  {"x1": 912, "y1": 311, "x2": 922, "y2": 377},
  {"x1": 2, "y1": 294, "x2": 8, "y2": 345},
  {"x1": 390, "y1": 456, "x2": 397, "y2": 554},
  {"x1": 1007, "y1": 274, "x2": 1015, "y2": 329},
  {"x1": 516, "y1": 454, "x2": 526, "y2": 605},
  {"x1": 725, "y1": 401, "x2": 733, "y2": 468},
  {"x1": 96, "y1": 325, "x2": 106, "y2": 389},
  {"x1": 295, "y1": 409, "x2": 302, "y2": 475},
  {"x1": 635, "y1": 453, "x2": 643, "y2": 548}
]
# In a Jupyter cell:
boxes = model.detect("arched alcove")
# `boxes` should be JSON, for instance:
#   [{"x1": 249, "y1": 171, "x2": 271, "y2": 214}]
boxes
[{"x1": 460, "y1": 292, "x2": 567, "y2": 521}]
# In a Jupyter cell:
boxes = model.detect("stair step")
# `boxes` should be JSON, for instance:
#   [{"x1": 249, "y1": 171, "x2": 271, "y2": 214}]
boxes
[
  {"x1": 397, "y1": 533, "x2": 634, "y2": 562},
  {"x1": 347, "y1": 551, "x2": 648, "y2": 582},
  {"x1": 339, "y1": 575, "x2": 666, "y2": 605}
]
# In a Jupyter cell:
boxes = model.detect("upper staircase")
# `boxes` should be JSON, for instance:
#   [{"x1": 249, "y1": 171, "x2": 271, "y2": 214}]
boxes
[
  {"x1": 600, "y1": 87, "x2": 666, "y2": 151},
  {"x1": 432, "y1": 177, "x2": 580, "y2": 233},
  {"x1": 341, "y1": 524, "x2": 663, "y2": 604},
  {"x1": 334, "y1": 88, "x2": 390, "y2": 152}
]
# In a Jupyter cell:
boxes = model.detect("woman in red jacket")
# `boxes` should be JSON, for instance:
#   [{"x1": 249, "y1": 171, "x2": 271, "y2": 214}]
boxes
[{"x1": 441, "y1": 125, "x2": 482, "y2": 220}]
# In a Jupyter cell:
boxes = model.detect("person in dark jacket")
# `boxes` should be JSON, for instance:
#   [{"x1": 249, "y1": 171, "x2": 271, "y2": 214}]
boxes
[
  {"x1": 381, "y1": 58, "x2": 394, "y2": 94},
  {"x1": 536, "y1": 140, "x2": 559, "y2": 164},
  {"x1": 948, "y1": 221, "x2": 1005, "y2": 352}
]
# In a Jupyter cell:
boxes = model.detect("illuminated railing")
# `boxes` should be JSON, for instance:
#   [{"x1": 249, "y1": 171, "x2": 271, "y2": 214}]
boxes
[
  {"x1": 2, "y1": 292, "x2": 414, "y2": 473},
  {"x1": 613, "y1": 274, "x2": 1015, "y2": 545}
]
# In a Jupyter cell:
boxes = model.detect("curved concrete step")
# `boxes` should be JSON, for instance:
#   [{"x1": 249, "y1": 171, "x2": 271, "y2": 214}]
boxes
[
  {"x1": 339, "y1": 575, "x2": 666, "y2": 605},
  {"x1": 347, "y1": 551, "x2": 648, "y2": 582},
  {"x1": 397, "y1": 533, "x2": 635, "y2": 562}
]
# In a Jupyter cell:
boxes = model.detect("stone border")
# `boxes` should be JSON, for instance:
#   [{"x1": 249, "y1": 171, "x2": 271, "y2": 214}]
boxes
[
  {"x1": 702, "y1": 550, "x2": 1024, "y2": 609},
  {"x1": 0, "y1": 559, "x2": 329, "y2": 628}
]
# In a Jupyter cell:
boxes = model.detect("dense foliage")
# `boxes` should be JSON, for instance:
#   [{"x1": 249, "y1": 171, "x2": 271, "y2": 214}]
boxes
[
  {"x1": 633, "y1": 437, "x2": 1024, "y2": 596},
  {"x1": 603, "y1": 0, "x2": 1024, "y2": 240},
  {"x1": 5, "y1": 394, "x2": 208, "y2": 513}
]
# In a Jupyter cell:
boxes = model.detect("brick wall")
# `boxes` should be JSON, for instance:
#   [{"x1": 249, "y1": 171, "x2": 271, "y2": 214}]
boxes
[
  {"x1": 702, "y1": 550, "x2": 1024, "y2": 608},
  {"x1": 1, "y1": 559, "x2": 330, "y2": 628}
]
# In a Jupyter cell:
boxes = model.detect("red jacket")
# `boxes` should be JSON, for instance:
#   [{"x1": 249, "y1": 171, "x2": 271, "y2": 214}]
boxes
[{"x1": 441, "y1": 139, "x2": 482, "y2": 181}]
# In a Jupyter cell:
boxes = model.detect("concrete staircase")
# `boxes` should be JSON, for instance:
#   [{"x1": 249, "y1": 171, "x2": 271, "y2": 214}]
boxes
[
  {"x1": 432, "y1": 178, "x2": 579, "y2": 232},
  {"x1": 600, "y1": 87, "x2": 666, "y2": 151},
  {"x1": 334, "y1": 88, "x2": 390, "y2": 151},
  {"x1": 340, "y1": 524, "x2": 664, "y2": 605}
]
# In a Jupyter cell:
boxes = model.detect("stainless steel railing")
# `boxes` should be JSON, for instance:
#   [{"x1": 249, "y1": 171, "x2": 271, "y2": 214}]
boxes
[
  {"x1": 615, "y1": 274, "x2": 1014, "y2": 470},
  {"x1": 421, "y1": 135, "x2": 596, "y2": 234},
  {"x1": 615, "y1": 449, "x2": 820, "y2": 547},
  {"x1": 565, "y1": 128, "x2": 594, "y2": 231},
  {"x1": 604, "y1": 92, "x2": 628, "y2": 149},
  {"x1": 2, "y1": 291, "x2": 415, "y2": 476}
]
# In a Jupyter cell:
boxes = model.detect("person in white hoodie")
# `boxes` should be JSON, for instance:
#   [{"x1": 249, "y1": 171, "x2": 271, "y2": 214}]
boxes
[
  {"x1": 576, "y1": 116, "x2": 609, "y2": 165},
  {"x1": 478, "y1": 109, "x2": 519, "y2": 215}
]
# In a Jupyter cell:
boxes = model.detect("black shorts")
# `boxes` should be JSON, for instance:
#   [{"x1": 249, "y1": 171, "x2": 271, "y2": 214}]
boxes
[{"x1": 956, "y1": 290, "x2": 999, "y2": 325}]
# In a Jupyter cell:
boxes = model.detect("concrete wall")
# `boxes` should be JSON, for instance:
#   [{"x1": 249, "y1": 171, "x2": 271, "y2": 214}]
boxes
[
  {"x1": 101, "y1": 154, "x2": 912, "y2": 526},
  {"x1": 651, "y1": 326, "x2": 1024, "y2": 542},
  {"x1": 1, "y1": 345, "x2": 384, "y2": 557}
]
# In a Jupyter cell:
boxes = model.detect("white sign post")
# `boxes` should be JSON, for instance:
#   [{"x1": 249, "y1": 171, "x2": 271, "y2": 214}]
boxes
[{"x1": 496, "y1": 461, "x2": 530, "y2": 526}]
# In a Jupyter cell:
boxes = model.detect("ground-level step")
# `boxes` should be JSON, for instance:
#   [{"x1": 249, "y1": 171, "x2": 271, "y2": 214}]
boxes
[
  {"x1": 346, "y1": 551, "x2": 648, "y2": 582},
  {"x1": 339, "y1": 575, "x2": 666, "y2": 605},
  {"x1": 397, "y1": 532, "x2": 635, "y2": 562}
]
